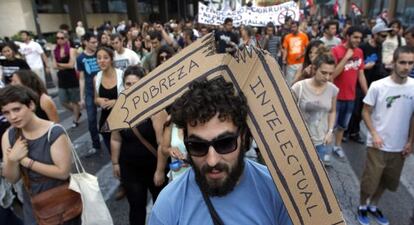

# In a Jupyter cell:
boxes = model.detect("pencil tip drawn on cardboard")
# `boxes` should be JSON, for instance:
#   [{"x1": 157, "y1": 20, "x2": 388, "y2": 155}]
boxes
[{"x1": 105, "y1": 33, "x2": 346, "y2": 225}]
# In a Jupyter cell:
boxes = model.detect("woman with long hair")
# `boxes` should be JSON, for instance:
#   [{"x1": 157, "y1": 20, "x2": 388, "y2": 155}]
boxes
[
  {"x1": 132, "y1": 35, "x2": 148, "y2": 62},
  {"x1": 0, "y1": 85, "x2": 80, "y2": 225},
  {"x1": 53, "y1": 30, "x2": 81, "y2": 128},
  {"x1": 292, "y1": 40, "x2": 326, "y2": 85},
  {"x1": 291, "y1": 54, "x2": 338, "y2": 166},
  {"x1": 0, "y1": 42, "x2": 30, "y2": 84},
  {"x1": 11, "y1": 70, "x2": 59, "y2": 123},
  {"x1": 94, "y1": 46, "x2": 123, "y2": 151},
  {"x1": 111, "y1": 65, "x2": 167, "y2": 225}
]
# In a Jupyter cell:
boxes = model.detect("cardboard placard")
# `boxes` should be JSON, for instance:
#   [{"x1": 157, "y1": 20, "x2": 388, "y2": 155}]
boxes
[
  {"x1": 104, "y1": 33, "x2": 345, "y2": 225},
  {"x1": 198, "y1": 1, "x2": 300, "y2": 27}
]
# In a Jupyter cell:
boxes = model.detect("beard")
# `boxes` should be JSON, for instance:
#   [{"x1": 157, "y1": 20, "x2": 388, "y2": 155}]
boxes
[{"x1": 189, "y1": 149, "x2": 245, "y2": 197}]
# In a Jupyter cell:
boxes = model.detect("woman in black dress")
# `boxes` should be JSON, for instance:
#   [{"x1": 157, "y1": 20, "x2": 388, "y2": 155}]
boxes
[{"x1": 111, "y1": 65, "x2": 168, "y2": 225}]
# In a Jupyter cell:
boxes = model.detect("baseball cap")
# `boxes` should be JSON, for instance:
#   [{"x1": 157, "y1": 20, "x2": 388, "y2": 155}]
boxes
[{"x1": 372, "y1": 23, "x2": 392, "y2": 34}]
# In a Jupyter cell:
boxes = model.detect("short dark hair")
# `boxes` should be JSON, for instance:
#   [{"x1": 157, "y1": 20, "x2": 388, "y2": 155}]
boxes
[
  {"x1": 324, "y1": 20, "x2": 339, "y2": 31},
  {"x1": 404, "y1": 26, "x2": 414, "y2": 37},
  {"x1": 124, "y1": 65, "x2": 146, "y2": 82},
  {"x1": 149, "y1": 30, "x2": 162, "y2": 41},
  {"x1": 19, "y1": 30, "x2": 31, "y2": 36},
  {"x1": 224, "y1": 18, "x2": 233, "y2": 25},
  {"x1": 82, "y1": 32, "x2": 96, "y2": 42},
  {"x1": 0, "y1": 85, "x2": 39, "y2": 109},
  {"x1": 0, "y1": 42, "x2": 19, "y2": 54},
  {"x1": 12, "y1": 70, "x2": 48, "y2": 96},
  {"x1": 389, "y1": 19, "x2": 402, "y2": 29},
  {"x1": 346, "y1": 26, "x2": 363, "y2": 36},
  {"x1": 314, "y1": 53, "x2": 336, "y2": 68},
  {"x1": 171, "y1": 78, "x2": 250, "y2": 151},
  {"x1": 393, "y1": 46, "x2": 414, "y2": 62}
]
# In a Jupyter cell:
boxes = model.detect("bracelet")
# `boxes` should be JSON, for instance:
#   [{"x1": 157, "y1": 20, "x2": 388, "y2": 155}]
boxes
[{"x1": 27, "y1": 159, "x2": 35, "y2": 170}]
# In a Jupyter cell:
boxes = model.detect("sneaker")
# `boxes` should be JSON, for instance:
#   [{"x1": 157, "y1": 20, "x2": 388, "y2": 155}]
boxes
[
  {"x1": 333, "y1": 146, "x2": 346, "y2": 159},
  {"x1": 71, "y1": 121, "x2": 79, "y2": 128},
  {"x1": 323, "y1": 154, "x2": 332, "y2": 167},
  {"x1": 368, "y1": 207, "x2": 389, "y2": 225},
  {"x1": 357, "y1": 208, "x2": 370, "y2": 225}
]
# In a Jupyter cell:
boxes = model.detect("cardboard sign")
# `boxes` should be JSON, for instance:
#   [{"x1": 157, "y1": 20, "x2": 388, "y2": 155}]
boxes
[
  {"x1": 104, "y1": 33, "x2": 345, "y2": 225},
  {"x1": 198, "y1": 1, "x2": 300, "y2": 27}
]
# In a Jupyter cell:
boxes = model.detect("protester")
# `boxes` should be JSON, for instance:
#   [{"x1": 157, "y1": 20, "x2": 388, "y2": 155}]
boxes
[
  {"x1": 292, "y1": 40, "x2": 325, "y2": 84},
  {"x1": 239, "y1": 25, "x2": 256, "y2": 52},
  {"x1": 110, "y1": 33, "x2": 140, "y2": 71},
  {"x1": 320, "y1": 20, "x2": 341, "y2": 49},
  {"x1": 0, "y1": 85, "x2": 80, "y2": 225},
  {"x1": 282, "y1": 21, "x2": 309, "y2": 86},
  {"x1": 75, "y1": 21, "x2": 85, "y2": 40},
  {"x1": 111, "y1": 65, "x2": 167, "y2": 225},
  {"x1": 98, "y1": 32, "x2": 111, "y2": 48},
  {"x1": 156, "y1": 45, "x2": 175, "y2": 66},
  {"x1": 403, "y1": 26, "x2": 414, "y2": 77},
  {"x1": 131, "y1": 36, "x2": 148, "y2": 62},
  {"x1": 260, "y1": 22, "x2": 281, "y2": 62},
  {"x1": 17, "y1": 31, "x2": 49, "y2": 84},
  {"x1": 307, "y1": 20, "x2": 321, "y2": 41},
  {"x1": 11, "y1": 70, "x2": 59, "y2": 123},
  {"x1": 214, "y1": 17, "x2": 239, "y2": 54},
  {"x1": 0, "y1": 42, "x2": 30, "y2": 84},
  {"x1": 382, "y1": 19, "x2": 406, "y2": 71},
  {"x1": 357, "y1": 46, "x2": 414, "y2": 225},
  {"x1": 94, "y1": 47, "x2": 123, "y2": 151},
  {"x1": 77, "y1": 32, "x2": 101, "y2": 154},
  {"x1": 346, "y1": 23, "x2": 391, "y2": 144},
  {"x1": 149, "y1": 78, "x2": 292, "y2": 225},
  {"x1": 331, "y1": 26, "x2": 368, "y2": 160},
  {"x1": 142, "y1": 31, "x2": 163, "y2": 72},
  {"x1": 53, "y1": 31, "x2": 81, "y2": 128},
  {"x1": 291, "y1": 54, "x2": 338, "y2": 166}
]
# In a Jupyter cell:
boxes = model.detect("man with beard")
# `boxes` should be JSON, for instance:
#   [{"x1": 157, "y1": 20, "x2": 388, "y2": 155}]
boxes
[
  {"x1": 331, "y1": 26, "x2": 368, "y2": 160},
  {"x1": 149, "y1": 78, "x2": 292, "y2": 225},
  {"x1": 357, "y1": 46, "x2": 414, "y2": 225}
]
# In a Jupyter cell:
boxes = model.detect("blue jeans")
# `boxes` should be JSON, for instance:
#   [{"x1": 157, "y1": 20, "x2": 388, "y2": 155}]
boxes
[
  {"x1": 85, "y1": 92, "x2": 100, "y2": 149},
  {"x1": 336, "y1": 100, "x2": 355, "y2": 130},
  {"x1": 315, "y1": 144, "x2": 330, "y2": 160}
]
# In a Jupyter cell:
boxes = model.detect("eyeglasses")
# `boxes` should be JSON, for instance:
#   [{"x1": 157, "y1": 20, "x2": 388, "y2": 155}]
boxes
[
  {"x1": 380, "y1": 34, "x2": 388, "y2": 38},
  {"x1": 184, "y1": 132, "x2": 239, "y2": 157},
  {"x1": 56, "y1": 37, "x2": 65, "y2": 40},
  {"x1": 159, "y1": 54, "x2": 170, "y2": 61}
]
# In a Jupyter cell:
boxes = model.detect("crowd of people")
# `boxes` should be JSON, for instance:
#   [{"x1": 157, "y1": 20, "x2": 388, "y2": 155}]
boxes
[{"x1": 0, "y1": 12, "x2": 414, "y2": 225}]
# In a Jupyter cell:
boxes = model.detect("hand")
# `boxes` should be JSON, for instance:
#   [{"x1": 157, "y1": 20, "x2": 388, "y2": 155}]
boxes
[
  {"x1": 402, "y1": 142, "x2": 413, "y2": 158},
  {"x1": 345, "y1": 48, "x2": 354, "y2": 60},
  {"x1": 112, "y1": 164, "x2": 121, "y2": 179},
  {"x1": 153, "y1": 170, "x2": 165, "y2": 187},
  {"x1": 8, "y1": 137, "x2": 28, "y2": 162},
  {"x1": 45, "y1": 67, "x2": 51, "y2": 75},
  {"x1": 323, "y1": 132, "x2": 333, "y2": 145},
  {"x1": 169, "y1": 147, "x2": 184, "y2": 160},
  {"x1": 372, "y1": 132, "x2": 384, "y2": 149},
  {"x1": 53, "y1": 62, "x2": 59, "y2": 70},
  {"x1": 102, "y1": 100, "x2": 115, "y2": 109},
  {"x1": 155, "y1": 24, "x2": 164, "y2": 32},
  {"x1": 303, "y1": 65, "x2": 314, "y2": 76}
]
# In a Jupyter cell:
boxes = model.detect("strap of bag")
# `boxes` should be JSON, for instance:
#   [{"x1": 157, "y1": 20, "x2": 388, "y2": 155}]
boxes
[
  {"x1": 201, "y1": 189, "x2": 224, "y2": 225},
  {"x1": 131, "y1": 127, "x2": 157, "y2": 157}
]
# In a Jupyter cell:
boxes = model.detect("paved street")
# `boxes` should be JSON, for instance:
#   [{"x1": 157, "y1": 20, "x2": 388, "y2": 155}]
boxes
[{"x1": 48, "y1": 86, "x2": 414, "y2": 225}]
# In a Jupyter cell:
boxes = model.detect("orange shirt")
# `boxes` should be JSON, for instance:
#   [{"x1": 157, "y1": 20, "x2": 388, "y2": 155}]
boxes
[{"x1": 283, "y1": 32, "x2": 309, "y2": 65}]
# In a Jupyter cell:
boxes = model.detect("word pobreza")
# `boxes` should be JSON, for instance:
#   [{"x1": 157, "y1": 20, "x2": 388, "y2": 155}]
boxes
[{"x1": 104, "y1": 33, "x2": 346, "y2": 225}]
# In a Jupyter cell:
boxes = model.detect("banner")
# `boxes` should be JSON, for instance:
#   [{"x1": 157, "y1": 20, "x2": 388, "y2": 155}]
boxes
[
  {"x1": 198, "y1": 1, "x2": 300, "y2": 27},
  {"x1": 104, "y1": 33, "x2": 346, "y2": 225}
]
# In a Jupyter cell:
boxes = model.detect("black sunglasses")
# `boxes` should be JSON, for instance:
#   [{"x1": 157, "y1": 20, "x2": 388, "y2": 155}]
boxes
[
  {"x1": 56, "y1": 36, "x2": 65, "y2": 40},
  {"x1": 184, "y1": 132, "x2": 239, "y2": 157}
]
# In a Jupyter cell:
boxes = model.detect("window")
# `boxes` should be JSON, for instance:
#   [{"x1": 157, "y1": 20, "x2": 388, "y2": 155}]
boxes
[
  {"x1": 35, "y1": 0, "x2": 67, "y2": 13},
  {"x1": 84, "y1": 0, "x2": 127, "y2": 13}
]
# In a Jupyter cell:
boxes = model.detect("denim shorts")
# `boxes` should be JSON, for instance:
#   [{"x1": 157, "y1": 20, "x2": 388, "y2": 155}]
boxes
[
  {"x1": 335, "y1": 100, "x2": 355, "y2": 130},
  {"x1": 58, "y1": 87, "x2": 80, "y2": 104}
]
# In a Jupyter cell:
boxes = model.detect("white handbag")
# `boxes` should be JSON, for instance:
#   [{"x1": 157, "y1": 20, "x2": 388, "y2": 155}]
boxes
[{"x1": 50, "y1": 124, "x2": 114, "y2": 225}]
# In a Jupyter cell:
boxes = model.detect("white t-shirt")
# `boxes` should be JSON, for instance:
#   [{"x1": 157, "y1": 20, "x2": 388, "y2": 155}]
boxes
[
  {"x1": 18, "y1": 40, "x2": 44, "y2": 69},
  {"x1": 382, "y1": 35, "x2": 406, "y2": 67},
  {"x1": 363, "y1": 76, "x2": 414, "y2": 152},
  {"x1": 320, "y1": 36, "x2": 341, "y2": 49},
  {"x1": 114, "y1": 48, "x2": 141, "y2": 71}
]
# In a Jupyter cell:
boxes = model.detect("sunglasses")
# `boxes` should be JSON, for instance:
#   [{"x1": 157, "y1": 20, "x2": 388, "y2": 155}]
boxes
[
  {"x1": 56, "y1": 37, "x2": 65, "y2": 40},
  {"x1": 184, "y1": 132, "x2": 239, "y2": 157}
]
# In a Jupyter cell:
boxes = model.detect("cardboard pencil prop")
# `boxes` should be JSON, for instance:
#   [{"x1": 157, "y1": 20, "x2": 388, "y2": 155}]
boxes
[{"x1": 104, "y1": 33, "x2": 346, "y2": 225}]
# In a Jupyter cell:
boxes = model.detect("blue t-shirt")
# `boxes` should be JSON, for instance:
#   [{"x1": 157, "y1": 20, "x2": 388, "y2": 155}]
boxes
[
  {"x1": 410, "y1": 68, "x2": 414, "y2": 78},
  {"x1": 149, "y1": 159, "x2": 293, "y2": 225},
  {"x1": 77, "y1": 52, "x2": 100, "y2": 94}
]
